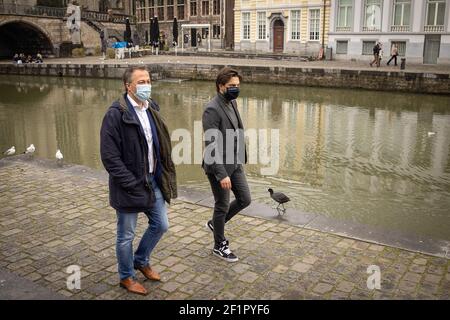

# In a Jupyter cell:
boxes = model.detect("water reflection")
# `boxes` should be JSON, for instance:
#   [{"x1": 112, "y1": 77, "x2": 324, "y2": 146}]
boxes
[{"x1": 1, "y1": 75, "x2": 449, "y2": 240}]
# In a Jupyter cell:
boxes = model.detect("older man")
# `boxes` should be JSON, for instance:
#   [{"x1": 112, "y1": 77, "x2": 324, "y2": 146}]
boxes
[{"x1": 100, "y1": 66, "x2": 177, "y2": 295}]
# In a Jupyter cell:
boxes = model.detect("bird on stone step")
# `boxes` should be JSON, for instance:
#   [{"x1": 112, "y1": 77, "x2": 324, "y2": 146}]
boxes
[
  {"x1": 24, "y1": 144, "x2": 35, "y2": 160},
  {"x1": 24, "y1": 144, "x2": 35, "y2": 154},
  {"x1": 4, "y1": 146, "x2": 15, "y2": 156},
  {"x1": 56, "y1": 149, "x2": 63, "y2": 166},
  {"x1": 268, "y1": 188, "x2": 290, "y2": 215}
]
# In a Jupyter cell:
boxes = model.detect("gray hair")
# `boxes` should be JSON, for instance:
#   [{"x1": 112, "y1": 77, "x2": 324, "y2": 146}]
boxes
[{"x1": 122, "y1": 65, "x2": 151, "y2": 90}]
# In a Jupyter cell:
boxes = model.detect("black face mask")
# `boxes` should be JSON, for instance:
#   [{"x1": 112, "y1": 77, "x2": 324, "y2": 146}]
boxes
[{"x1": 223, "y1": 87, "x2": 240, "y2": 101}]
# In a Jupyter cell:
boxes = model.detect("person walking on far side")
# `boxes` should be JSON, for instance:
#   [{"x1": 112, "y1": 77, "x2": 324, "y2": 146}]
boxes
[
  {"x1": 370, "y1": 42, "x2": 381, "y2": 67},
  {"x1": 387, "y1": 43, "x2": 399, "y2": 66}
]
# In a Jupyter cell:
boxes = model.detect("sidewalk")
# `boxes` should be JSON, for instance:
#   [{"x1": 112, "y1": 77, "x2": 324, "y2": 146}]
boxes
[
  {"x1": 0, "y1": 156, "x2": 449, "y2": 300},
  {"x1": 2, "y1": 53, "x2": 449, "y2": 75},
  {"x1": 0, "y1": 268, "x2": 66, "y2": 300}
]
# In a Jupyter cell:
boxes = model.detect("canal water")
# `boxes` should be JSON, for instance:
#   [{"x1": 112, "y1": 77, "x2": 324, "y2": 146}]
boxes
[{"x1": 1, "y1": 75, "x2": 449, "y2": 241}]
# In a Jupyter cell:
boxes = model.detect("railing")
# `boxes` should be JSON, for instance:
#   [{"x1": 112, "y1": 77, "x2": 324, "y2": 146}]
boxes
[
  {"x1": 362, "y1": 26, "x2": 381, "y2": 32},
  {"x1": 391, "y1": 25, "x2": 410, "y2": 32},
  {"x1": 82, "y1": 10, "x2": 135, "y2": 24},
  {"x1": 0, "y1": 4, "x2": 135, "y2": 24},
  {"x1": 424, "y1": 25, "x2": 444, "y2": 32},
  {"x1": 0, "y1": 4, "x2": 65, "y2": 17},
  {"x1": 335, "y1": 26, "x2": 351, "y2": 32},
  {"x1": 84, "y1": 18, "x2": 103, "y2": 33}
]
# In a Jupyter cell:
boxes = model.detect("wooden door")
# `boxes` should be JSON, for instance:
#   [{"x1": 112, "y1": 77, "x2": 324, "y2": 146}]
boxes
[{"x1": 273, "y1": 20, "x2": 284, "y2": 53}]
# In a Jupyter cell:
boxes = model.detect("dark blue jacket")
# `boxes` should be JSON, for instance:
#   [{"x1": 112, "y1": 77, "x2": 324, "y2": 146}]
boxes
[{"x1": 100, "y1": 94, "x2": 177, "y2": 213}]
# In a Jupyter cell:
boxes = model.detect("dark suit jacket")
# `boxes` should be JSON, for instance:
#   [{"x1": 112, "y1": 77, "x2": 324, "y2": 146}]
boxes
[
  {"x1": 202, "y1": 93, "x2": 247, "y2": 182},
  {"x1": 100, "y1": 94, "x2": 177, "y2": 212}
]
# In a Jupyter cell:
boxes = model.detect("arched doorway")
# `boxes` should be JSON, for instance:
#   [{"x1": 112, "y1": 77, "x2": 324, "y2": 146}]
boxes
[
  {"x1": 273, "y1": 19, "x2": 284, "y2": 53},
  {"x1": 0, "y1": 21, "x2": 53, "y2": 59}
]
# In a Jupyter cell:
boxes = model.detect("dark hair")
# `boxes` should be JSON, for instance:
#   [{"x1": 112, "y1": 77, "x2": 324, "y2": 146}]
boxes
[
  {"x1": 122, "y1": 65, "x2": 151, "y2": 90},
  {"x1": 215, "y1": 67, "x2": 242, "y2": 92}
]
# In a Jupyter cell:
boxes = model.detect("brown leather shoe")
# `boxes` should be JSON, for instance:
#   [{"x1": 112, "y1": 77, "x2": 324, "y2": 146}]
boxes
[
  {"x1": 135, "y1": 265, "x2": 161, "y2": 281},
  {"x1": 119, "y1": 277, "x2": 148, "y2": 295}
]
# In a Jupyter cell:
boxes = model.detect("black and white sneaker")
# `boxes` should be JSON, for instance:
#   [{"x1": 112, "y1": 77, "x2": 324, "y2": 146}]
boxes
[
  {"x1": 205, "y1": 220, "x2": 214, "y2": 233},
  {"x1": 213, "y1": 240, "x2": 238, "y2": 262}
]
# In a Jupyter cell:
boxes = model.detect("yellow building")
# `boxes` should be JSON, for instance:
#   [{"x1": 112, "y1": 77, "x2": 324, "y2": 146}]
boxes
[{"x1": 234, "y1": 0, "x2": 330, "y2": 56}]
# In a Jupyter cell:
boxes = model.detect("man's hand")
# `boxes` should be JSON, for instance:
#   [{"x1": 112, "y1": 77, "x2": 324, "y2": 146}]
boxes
[{"x1": 220, "y1": 177, "x2": 232, "y2": 190}]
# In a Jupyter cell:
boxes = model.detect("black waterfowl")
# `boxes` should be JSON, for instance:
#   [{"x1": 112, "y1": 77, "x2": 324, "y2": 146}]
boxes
[{"x1": 268, "y1": 188, "x2": 290, "y2": 215}]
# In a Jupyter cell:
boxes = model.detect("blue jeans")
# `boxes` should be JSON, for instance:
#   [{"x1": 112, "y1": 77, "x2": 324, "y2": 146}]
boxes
[{"x1": 116, "y1": 175, "x2": 169, "y2": 280}]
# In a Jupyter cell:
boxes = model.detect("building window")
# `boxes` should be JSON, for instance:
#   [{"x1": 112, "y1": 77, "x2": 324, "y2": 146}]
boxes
[
  {"x1": 391, "y1": 41, "x2": 406, "y2": 56},
  {"x1": 337, "y1": 0, "x2": 352, "y2": 31},
  {"x1": 336, "y1": 40, "x2": 348, "y2": 54},
  {"x1": 213, "y1": 0, "x2": 220, "y2": 15},
  {"x1": 190, "y1": 0, "x2": 197, "y2": 16},
  {"x1": 364, "y1": 0, "x2": 382, "y2": 31},
  {"x1": 168, "y1": 0, "x2": 174, "y2": 20},
  {"x1": 148, "y1": 0, "x2": 155, "y2": 19},
  {"x1": 362, "y1": 40, "x2": 376, "y2": 55},
  {"x1": 309, "y1": 9, "x2": 320, "y2": 41},
  {"x1": 202, "y1": 0, "x2": 209, "y2": 16},
  {"x1": 291, "y1": 10, "x2": 301, "y2": 40},
  {"x1": 257, "y1": 12, "x2": 266, "y2": 40},
  {"x1": 157, "y1": 0, "x2": 164, "y2": 21},
  {"x1": 393, "y1": 0, "x2": 410, "y2": 25},
  {"x1": 177, "y1": 0, "x2": 185, "y2": 20},
  {"x1": 213, "y1": 24, "x2": 220, "y2": 39},
  {"x1": 426, "y1": 0, "x2": 446, "y2": 26},
  {"x1": 202, "y1": 27, "x2": 209, "y2": 39},
  {"x1": 391, "y1": 0, "x2": 410, "y2": 31},
  {"x1": 242, "y1": 12, "x2": 250, "y2": 40},
  {"x1": 136, "y1": 0, "x2": 147, "y2": 23}
]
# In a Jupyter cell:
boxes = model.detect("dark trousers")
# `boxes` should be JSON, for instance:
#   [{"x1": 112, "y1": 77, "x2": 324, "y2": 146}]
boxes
[
  {"x1": 207, "y1": 166, "x2": 251, "y2": 246},
  {"x1": 387, "y1": 54, "x2": 398, "y2": 66},
  {"x1": 370, "y1": 53, "x2": 380, "y2": 67}
]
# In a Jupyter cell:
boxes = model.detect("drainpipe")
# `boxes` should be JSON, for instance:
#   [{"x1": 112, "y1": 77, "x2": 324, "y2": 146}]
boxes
[{"x1": 322, "y1": 0, "x2": 326, "y2": 50}]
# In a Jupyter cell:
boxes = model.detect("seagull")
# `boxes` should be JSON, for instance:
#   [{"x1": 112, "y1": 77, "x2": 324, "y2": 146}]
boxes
[
  {"x1": 56, "y1": 149, "x2": 63, "y2": 166},
  {"x1": 24, "y1": 144, "x2": 35, "y2": 154},
  {"x1": 428, "y1": 131, "x2": 436, "y2": 137},
  {"x1": 4, "y1": 146, "x2": 15, "y2": 156},
  {"x1": 268, "y1": 188, "x2": 290, "y2": 215}
]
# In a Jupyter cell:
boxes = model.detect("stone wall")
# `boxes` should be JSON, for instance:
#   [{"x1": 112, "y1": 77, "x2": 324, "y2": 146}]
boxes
[
  {"x1": 0, "y1": 15, "x2": 128, "y2": 56},
  {"x1": 0, "y1": 63, "x2": 449, "y2": 95}
]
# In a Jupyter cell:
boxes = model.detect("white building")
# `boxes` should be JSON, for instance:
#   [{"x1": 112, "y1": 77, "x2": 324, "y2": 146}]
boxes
[{"x1": 328, "y1": 0, "x2": 450, "y2": 64}]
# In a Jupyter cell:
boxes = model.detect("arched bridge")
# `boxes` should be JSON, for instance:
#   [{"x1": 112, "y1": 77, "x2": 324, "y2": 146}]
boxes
[{"x1": 0, "y1": 4, "x2": 133, "y2": 58}]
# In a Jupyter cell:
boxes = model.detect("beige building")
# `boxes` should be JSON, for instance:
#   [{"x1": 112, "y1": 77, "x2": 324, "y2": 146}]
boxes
[{"x1": 234, "y1": 0, "x2": 331, "y2": 55}]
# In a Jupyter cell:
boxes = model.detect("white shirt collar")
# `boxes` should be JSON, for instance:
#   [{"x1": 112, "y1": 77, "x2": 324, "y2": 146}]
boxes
[{"x1": 127, "y1": 94, "x2": 149, "y2": 111}]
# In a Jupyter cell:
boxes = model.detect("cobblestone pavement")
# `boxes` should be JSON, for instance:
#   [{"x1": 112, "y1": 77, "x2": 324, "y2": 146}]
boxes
[
  {"x1": 0, "y1": 158, "x2": 449, "y2": 300},
  {"x1": 1, "y1": 54, "x2": 449, "y2": 74}
]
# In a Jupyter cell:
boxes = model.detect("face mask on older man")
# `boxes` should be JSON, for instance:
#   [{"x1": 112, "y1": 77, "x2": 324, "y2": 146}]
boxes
[{"x1": 135, "y1": 84, "x2": 152, "y2": 102}]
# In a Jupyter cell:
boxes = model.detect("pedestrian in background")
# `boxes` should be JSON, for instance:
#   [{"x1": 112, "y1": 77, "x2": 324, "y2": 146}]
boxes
[
  {"x1": 370, "y1": 42, "x2": 381, "y2": 67},
  {"x1": 387, "y1": 43, "x2": 399, "y2": 66}
]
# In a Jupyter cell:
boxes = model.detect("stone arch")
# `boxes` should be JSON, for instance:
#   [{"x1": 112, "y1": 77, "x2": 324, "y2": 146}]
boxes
[
  {"x1": 268, "y1": 13, "x2": 287, "y2": 53},
  {"x1": 0, "y1": 19, "x2": 54, "y2": 58}
]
